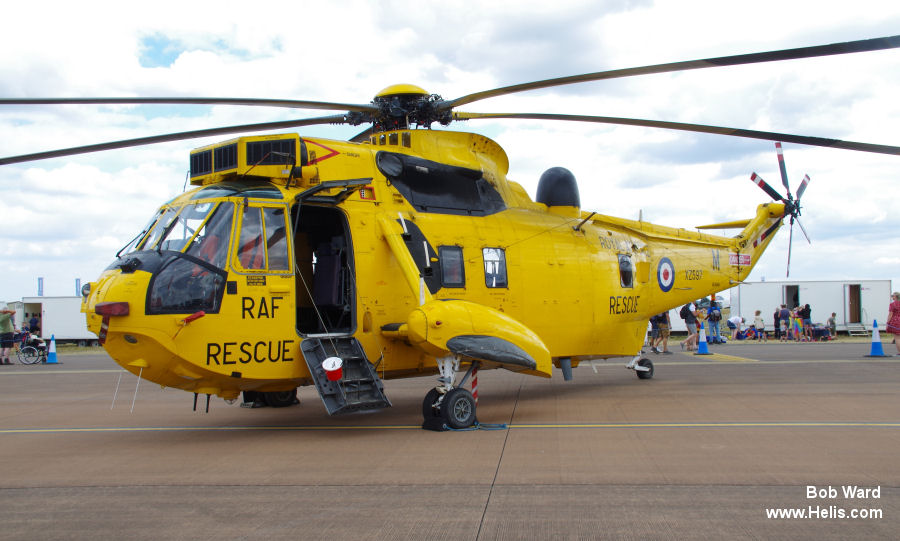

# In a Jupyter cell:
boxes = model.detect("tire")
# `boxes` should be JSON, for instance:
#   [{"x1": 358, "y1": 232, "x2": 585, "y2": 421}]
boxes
[
  {"x1": 263, "y1": 389, "x2": 298, "y2": 408},
  {"x1": 636, "y1": 358, "x2": 654, "y2": 379},
  {"x1": 439, "y1": 388, "x2": 477, "y2": 429},
  {"x1": 19, "y1": 346, "x2": 41, "y2": 365},
  {"x1": 422, "y1": 388, "x2": 442, "y2": 419}
]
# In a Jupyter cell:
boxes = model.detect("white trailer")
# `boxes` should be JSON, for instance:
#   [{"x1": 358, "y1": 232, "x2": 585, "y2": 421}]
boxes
[
  {"x1": 12, "y1": 296, "x2": 96, "y2": 343},
  {"x1": 729, "y1": 280, "x2": 892, "y2": 332}
]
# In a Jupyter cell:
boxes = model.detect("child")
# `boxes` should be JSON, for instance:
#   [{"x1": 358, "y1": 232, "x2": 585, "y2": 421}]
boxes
[
  {"x1": 826, "y1": 312, "x2": 837, "y2": 339},
  {"x1": 753, "y1": 310, "x2": 767, "y2": 342}
]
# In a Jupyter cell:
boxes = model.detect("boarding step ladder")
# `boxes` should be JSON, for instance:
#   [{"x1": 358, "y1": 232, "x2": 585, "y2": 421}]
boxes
[
  {"x1": 846, "y1": 323, "x2": 870, "y2": 337},
  {"x1": 301, "y1": 337, "x2": 392, "y2": 415}
]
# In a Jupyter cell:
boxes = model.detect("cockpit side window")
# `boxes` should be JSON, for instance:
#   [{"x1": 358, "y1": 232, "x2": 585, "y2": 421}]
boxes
[
  {"x1": 264, "y1": 207, "x2": 289, "y2": 271},
  {"x1": 238, "y1": 206, "x2": 265, "y2": 269},
  {"x1": 236, "y1": 203, "x2": 290, "y2": 272}
]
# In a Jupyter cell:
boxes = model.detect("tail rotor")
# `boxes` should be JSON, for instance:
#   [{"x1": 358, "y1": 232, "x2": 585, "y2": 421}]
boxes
[{"x1": 749, "y1": 143, "x2": 811, "y2": 277}]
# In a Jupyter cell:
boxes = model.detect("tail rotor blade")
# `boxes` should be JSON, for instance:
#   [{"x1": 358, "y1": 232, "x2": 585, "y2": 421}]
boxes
[
  {"x1": 786, "y1": 218, "x2": 794, "y2": 277},
  {"x1": 750, "y1": 172, "x2": 785, "y2": 201},
  {"x1": 796, "y1": 174, "x2": 811, "y2": 200},
  {"x1": 775, "y1": 142, "x2": 791, "y2": 195},
  {"x1": 795, "y1": 216, "x2": 811, "y2": 244}
]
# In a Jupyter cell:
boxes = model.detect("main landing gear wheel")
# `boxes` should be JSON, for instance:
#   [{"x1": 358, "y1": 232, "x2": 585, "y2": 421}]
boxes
[
  {"x1": 440, "y1": 388, "x2": 477, "y2": 429},
  {"x1": 422, "y1": 388, "x2": 442, "y2": 419},
  {"x1": 636, "y1": 358, "x2": 654, "y2": 379}
]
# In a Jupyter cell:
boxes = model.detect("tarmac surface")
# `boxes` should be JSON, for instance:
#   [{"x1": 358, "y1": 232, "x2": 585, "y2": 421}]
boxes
[{"x1": 1, "y1": 340, "x2": 898, "y2": 540}]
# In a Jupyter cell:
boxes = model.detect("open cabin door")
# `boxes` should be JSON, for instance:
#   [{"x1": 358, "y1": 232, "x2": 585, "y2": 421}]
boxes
[{"x1": 292, "y1": 204, "x2": 355, "y2": 336}]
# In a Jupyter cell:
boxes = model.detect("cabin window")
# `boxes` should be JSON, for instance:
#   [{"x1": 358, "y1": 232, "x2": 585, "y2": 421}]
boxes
[
  {"x1": 237, "y1": 204, "x2": 290, "y2": 272},
  {"x1": 439, "y1": 246, "x2": 465, "y2": 288},
  {"x1": 618, "y1": 254, "x2": 634, "y2": 288},
  {"x1": 483, "y1": 247, "x2": 507, "y2": 288}
]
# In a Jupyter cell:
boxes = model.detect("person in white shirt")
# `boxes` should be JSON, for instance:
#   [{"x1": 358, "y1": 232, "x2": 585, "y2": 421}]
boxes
[
  {"x1": 753, "y1": 310, "x2": 767, "y2": 341},
  {"x1": 727, "y1": 315, "x2": 744, "y2": 340}
]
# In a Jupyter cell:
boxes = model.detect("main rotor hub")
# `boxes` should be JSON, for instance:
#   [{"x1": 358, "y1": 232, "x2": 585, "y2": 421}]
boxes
[{"x1": 357, "y1": 84, "x2": 452, "y2": 132}]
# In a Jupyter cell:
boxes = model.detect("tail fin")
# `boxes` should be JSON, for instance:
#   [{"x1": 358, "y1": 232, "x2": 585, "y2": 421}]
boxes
[{"x1": 728, "y1": 202, "x2": 787, "y2": 281}]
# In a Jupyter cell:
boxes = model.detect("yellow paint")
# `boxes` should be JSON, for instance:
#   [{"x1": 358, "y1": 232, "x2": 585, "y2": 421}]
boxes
[
  {"x1": 81, "y1": 129, "x2": 789, "y2": 401},
  {"x1": 375, "y1": 84, "x2": 429, "y2": 98}
]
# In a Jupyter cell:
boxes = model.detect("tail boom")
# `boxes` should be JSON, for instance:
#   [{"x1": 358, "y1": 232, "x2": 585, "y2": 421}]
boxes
[{"x1": 729, "y1": 202, "x2": 786, "y2": 281}]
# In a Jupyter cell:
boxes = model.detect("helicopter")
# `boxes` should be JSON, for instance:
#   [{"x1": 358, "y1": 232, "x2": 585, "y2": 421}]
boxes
[{"x1": 2, "y1": 35, "x2": 899, "y2": 430}]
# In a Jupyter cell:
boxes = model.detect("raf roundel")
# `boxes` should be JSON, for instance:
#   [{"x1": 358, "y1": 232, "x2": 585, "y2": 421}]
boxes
[{"x1": 657, "y1": 257, "x2": 675, "y2": 292}]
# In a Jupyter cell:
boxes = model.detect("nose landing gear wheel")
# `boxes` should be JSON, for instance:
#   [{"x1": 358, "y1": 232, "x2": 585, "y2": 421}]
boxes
[
  {"x1": 440, "y1": 388, "x2": 477, "y2": 429},
  {"x1": 263, "y1": 389, "x2": 299, "y2": 407}
]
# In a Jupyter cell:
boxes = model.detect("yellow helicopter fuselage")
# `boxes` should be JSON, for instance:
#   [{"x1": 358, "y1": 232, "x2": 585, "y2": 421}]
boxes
[{"x1": 82, "y1": 129, "x2": 785, "y2": 402}]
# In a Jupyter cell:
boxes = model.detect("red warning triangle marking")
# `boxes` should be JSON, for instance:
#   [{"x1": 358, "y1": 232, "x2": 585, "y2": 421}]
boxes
[{"x1": 307, "y1": 140, "x2": 340, "y2": 164}]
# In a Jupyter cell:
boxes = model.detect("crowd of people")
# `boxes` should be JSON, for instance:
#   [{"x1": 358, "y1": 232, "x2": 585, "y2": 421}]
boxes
[
  {"x1": 650, "y1": 292, "x2": 900, "y2": 352},
  {"x1": 648, "y1": 297, "x2": 847, "y2": 352},
  {"x1": 770, "y1": 303, "x2": 835, "y2": 342}
]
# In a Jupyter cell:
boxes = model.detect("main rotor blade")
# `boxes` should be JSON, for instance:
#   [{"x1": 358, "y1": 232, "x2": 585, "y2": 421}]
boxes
[
  {"x1": 750, "y1": 173, "x2": 785, "y2": 201},
  {"x1": 775, "y1": 142, "x2": 791, "y2": 194},
  {"x1": 796, "y1": 174, "x2": 811, "y2": 200},
  {"x1": 0, "y1": 97, "x2": 379, "y2": 114},
  {"x1": 454, "y1": 112, "x2": 900, "y2": 156},
  {"x1": 0, "y1": 114, "x2": 348, "y2": 166},
  {"x1": 445, "y1": 35, "x2": 900, "y2": 109}
]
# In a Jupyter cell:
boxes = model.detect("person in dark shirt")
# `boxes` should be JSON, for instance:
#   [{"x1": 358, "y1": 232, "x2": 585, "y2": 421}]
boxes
[
  {"x1": 778, "y1": 305, "x2": 791, "y2": 342},
  {"x1": 798, "y1": 304, "x2": 812, "y2": 341},
  {"x1": 707, "y1": 299, "x2": 722, "y2": 344}
]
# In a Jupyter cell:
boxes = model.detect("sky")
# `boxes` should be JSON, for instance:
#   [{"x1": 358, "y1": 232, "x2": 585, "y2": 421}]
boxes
[{"x1": 1, "y1": 0, "x2": 898, "y2": 306}]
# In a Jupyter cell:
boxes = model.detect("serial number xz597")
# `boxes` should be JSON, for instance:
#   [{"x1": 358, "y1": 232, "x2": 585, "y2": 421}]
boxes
[{"x1": 683, "y1": 269, "x2": 703, "y2": 280}]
